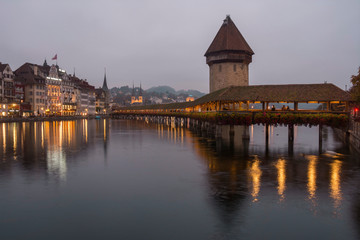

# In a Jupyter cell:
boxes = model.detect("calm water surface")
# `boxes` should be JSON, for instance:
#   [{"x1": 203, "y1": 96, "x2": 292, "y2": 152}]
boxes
[{"x1": 0, "y1": 119, "x2": 359, "y2": 240}]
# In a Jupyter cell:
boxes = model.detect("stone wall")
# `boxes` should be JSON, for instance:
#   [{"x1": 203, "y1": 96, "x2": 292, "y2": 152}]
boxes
[
  {"x1": 334, "y1": 119, "x2": 360, "y2": 153},
  {"x1": 349, "y1": 120, "x2": 360, "y2": 152},
  {"x1": 209, "y1": 62, "x2": 249, "y2": 92}
]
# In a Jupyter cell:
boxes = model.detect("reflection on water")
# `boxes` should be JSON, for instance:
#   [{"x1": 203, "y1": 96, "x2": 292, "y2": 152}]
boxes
[
  {"x1": 0, "y1": 119, "x2": 110, "y2": 182},
  {"x1": 0, "y1": 119, "x2": 359, "y2": 240},
  {"x1": 275, "y1": 158, "x2": 286, "y2": 202},
  {"x1": 306, "y1": 155, "x2": 317, "y2": 202},
  {"x1": 248, "y1": 156, "x2": 262, "y2": 202},
  {"x1": 330, "y1": 159, "x2": 342, "y2": 211}
]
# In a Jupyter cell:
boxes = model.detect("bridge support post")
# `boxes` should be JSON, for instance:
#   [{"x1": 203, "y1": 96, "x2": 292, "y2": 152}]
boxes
[
  {"x1": 215, "y1": 125, "x2": 222, "y2": 139},
  {"x1": 319, "y1": 124, "x2": 323, "y2": 154},
  {"x1": 288, "y1": 124, "x2": 294, "y2": 142},
  {"x1": 229, "y1": 125, "x2": 235, "y2": 143},
  {"x1": 243, "y1": 125, "x2": 250, "y2": 140},
  {"x1": 288, "y1": 124, "x2": 294, "y2": 156},
  {"x1": 265, "y1": 124, "x2": 269, "y2": 156}
]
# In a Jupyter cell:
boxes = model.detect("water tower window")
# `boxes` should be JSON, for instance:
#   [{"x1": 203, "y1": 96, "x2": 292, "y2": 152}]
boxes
[
  {"x1": 233, "y1": 64, "x2": 236, "y2": 72},
  {"x1": 219, "y1": 65, "x2": 222, "y2": 72}
]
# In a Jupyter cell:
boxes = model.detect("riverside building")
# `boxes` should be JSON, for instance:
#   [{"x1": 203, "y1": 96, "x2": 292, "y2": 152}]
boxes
[{"x1": 13, "y1": 61, "x2": 99, "y2": 116}]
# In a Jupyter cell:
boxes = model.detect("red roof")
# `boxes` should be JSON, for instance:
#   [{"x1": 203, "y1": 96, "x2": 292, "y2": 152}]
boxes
[{"x1": 205, "y1": 15, "x2": 254, "y2": 56}]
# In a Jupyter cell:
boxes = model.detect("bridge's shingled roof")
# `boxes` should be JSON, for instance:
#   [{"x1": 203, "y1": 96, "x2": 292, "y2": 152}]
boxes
[
  {"x1": 117, "y1": 83, "x2": 351, "y2": 111},
  {"x1": 195, "y1": 83, "x2": 351, "y2": 104}
]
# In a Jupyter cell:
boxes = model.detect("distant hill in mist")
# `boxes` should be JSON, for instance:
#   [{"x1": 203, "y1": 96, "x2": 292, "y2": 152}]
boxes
[{"x1": 146, "y1": 85, "x2": 206, "y2": 98}]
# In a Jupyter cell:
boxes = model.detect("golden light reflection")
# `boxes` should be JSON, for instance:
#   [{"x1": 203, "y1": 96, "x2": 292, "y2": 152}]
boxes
[
  {"x1": 34, "y1": 122, "x2": 37, "y2": 146},
  {"x1": 59, "y1": 121, "x2": 63, "y2": 147},
  {"x1": 13, "y1": 123, "x2": 17, "y2": 155},
  {"x1": 103, "y1": 119, "x2": 107, "y2": 141},
  {"x1": 161, "y1": 124, "x2": 163, "y2": 138},
  {"x1": 330, "y1": 159, "x2": 342, "y2": 209},
  {"x1": 181, "y1": 127, "x2": 184, "y2": 145},
  {"x1": 67, "y1": 121, "x2": 71, "y2": 145},
  {"x1": 2, "y1": 124, "x2": 5, "y2": 153},
  {"x1": 248, "y1": 156, "x2": 262, "y2": 202},
  {"x1": 21, "y1": 122, "x2": 25, "y2": 150},
  {"x1": 306, "y1": 155, "x2": 318, "y2": 201},
  {"x1": 84, "y1": 119, "x2": 88, "y2": 143},
  {"x1": 167, "y1": 125, "x2": 170, "y2": 140},
  {"x1": 250, "y1": 125, "x2": 254, "y2": 144},
  {"x1": 275, "y1": 158, "x2": 286, "y2": 201},
  {"x1": 174, "y1": 126, "x2": 177, "y2": 144}
]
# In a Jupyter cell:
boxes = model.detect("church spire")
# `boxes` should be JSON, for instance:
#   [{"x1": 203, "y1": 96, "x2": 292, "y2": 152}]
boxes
[{"x1": 102, "y1": 68, "x2": 108, "y2": 91}]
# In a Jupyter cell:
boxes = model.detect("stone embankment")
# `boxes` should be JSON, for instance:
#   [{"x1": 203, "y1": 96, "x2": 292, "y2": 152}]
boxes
[
  {"x1": 0, "y1": 115, "x2": 110, "y2": 123},
  {"x1": 333, "y1": 118, "x2": 360, "y2": 153},
  {"x1": 348, "y1": 120, "x2": 360, "y2": 152}
]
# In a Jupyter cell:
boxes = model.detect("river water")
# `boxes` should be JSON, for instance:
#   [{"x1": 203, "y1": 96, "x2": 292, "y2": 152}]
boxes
[{"x1": 0, "y1": 119, "x2": 359, "y2": 240}]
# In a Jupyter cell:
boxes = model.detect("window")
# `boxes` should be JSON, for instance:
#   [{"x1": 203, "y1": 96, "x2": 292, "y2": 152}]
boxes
[
  {"x1": 29, "y1": 91, "x2": 33, "y2": 95},
  {"x1": 233, "y1": 64, "x2": 236, "y2": 72},
  {"x1": 219, "y1": 65, "x2": 222, "y2": 72}
]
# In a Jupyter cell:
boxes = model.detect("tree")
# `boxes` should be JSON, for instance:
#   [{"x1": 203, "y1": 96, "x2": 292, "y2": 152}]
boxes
[{"x1": 350, "y1": 67, "x2": 360, "y2": 103}]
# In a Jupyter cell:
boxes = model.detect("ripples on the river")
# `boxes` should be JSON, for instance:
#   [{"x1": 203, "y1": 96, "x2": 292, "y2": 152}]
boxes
[{"x1": 0, "y1": 119, "x2": 359, "y2": 240}]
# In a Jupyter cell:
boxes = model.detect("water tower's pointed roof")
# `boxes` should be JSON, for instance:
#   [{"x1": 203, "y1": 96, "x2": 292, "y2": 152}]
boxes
[{"x1": 205, "y1": 15, "x2": 254, "y2": 56}]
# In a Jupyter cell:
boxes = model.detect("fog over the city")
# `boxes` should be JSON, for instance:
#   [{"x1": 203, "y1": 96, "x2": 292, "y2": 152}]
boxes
[{"x1": 1, "y1": 0, "x2": 359, "y2": 93}]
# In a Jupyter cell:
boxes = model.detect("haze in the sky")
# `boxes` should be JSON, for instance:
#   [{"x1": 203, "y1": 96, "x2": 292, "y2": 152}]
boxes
[{"x1": 1, "y1": 0, "x2": 359, "y2": 93}]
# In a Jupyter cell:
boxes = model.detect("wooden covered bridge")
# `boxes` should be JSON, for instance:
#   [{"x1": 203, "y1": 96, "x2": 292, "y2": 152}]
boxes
[
  {"x1": 113, "y1": 83, "x2": 351, "y2": 115},
  {"x1": 112, "y1": 83, "x2": 352, "y2": 152}
]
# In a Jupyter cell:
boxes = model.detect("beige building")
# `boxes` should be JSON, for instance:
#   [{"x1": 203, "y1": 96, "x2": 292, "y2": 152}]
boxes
[{"x1": 205, "y1": 15, "x2": 254, "y2": 93}]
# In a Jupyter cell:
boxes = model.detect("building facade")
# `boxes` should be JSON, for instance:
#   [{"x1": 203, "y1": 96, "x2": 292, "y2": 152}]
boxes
[
  {"x1": 130, "y1": 84, "x2": 143, "y2": 105},
  {"x1": 14, "y1": 61, "x2": 96, "y2": 116},
  {"x1": 0, "y1": 62, "x2": 15, "y2": 103}
]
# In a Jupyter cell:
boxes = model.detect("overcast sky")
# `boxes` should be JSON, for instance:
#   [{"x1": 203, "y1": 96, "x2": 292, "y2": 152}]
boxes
[{"x1": 1, "y1": 0, "x2": 359, "y2": 93}]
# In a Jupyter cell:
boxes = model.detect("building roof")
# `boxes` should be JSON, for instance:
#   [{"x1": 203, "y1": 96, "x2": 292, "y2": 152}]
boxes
[
  {"x1": 194, "y1": 83, "x2": 351, "y2": 104},
  {"x1": 14, "y1": 63, "x2": 46, "y2": 85},
  {"x1": 205, "y1": 15, "x2": 254, "y2": 56},
  {"x1": 102, "y1": 71, "x2": 108, "y2": 91},
  {"x1": 0, "y1": 63, "x2": 9, "y2": 72}
]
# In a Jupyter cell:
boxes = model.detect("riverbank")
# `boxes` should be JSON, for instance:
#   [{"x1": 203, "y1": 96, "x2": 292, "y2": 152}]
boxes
[
  {"x1": 0, "y1": 115, "x2": 110, "y2": 123},
  {"x1": 333, "y1": 118, "x2": 360, "y2": 153}
]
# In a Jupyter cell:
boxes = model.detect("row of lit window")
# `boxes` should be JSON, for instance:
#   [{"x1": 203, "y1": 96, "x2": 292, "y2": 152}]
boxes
[{"x1": 29, "y1": 91, "x2": 45, "y2": 96}]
